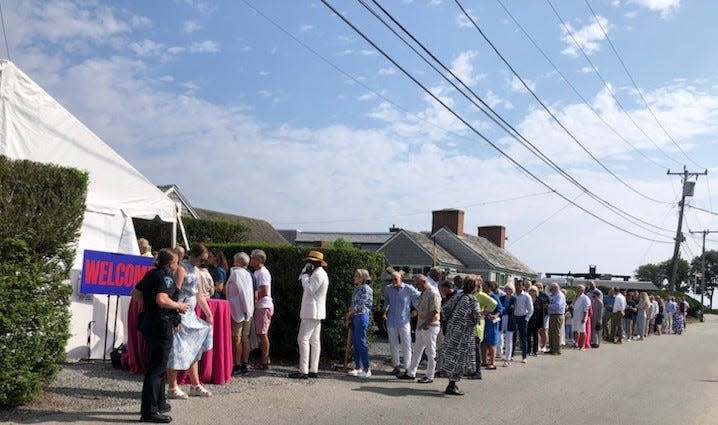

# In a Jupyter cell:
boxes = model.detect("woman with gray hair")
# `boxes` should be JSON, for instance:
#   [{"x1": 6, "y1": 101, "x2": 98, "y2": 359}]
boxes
[{"x1": 345, "y1": 269, "x2": 373, "y2": 378}]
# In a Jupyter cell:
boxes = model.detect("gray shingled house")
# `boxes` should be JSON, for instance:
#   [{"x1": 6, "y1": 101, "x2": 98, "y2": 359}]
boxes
[{"x1": 377, "y1": 209, "x2": 535, "y2": 284}]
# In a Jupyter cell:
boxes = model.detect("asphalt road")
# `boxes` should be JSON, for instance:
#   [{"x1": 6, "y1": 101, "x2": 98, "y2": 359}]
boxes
[{"x1": 11, "y1": 316, "x2": 718, "y2": 425}]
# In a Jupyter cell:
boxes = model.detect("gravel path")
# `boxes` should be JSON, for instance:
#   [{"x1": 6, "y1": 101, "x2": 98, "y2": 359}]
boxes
[{"x1": 0, "y1": 337, "x2": 395, "y2": 423}]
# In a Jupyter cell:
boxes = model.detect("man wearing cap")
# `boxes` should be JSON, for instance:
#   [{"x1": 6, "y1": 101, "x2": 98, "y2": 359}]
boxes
[{"x1": 289, "y1": 251, "x2": 329, "y2": 379}]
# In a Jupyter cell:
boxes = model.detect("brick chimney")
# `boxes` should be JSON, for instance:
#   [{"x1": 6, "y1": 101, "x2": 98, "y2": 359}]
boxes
[
  {"x1": 432, "y1": 209, "x2": 464, "y2": 236},
  {"x1": 478, "y1": 225, "x2": 505, "y2": 248}
]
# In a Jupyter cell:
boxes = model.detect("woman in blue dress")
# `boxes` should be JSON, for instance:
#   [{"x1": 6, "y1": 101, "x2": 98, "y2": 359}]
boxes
[
  {"x1": 166, "y1": 243, "x2": 214, "y2": 399},
  {"x1": 480, "y1": 281, "x2": 503, "y2": 370}
]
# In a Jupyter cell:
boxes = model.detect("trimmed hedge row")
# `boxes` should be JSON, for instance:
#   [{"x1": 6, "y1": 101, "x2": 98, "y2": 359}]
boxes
[
  {"x1": 0, "y1": 156, "x2": 87, "y2": 407},
  {"x1": 207, "y1": 243, "x2": 388, "y2": 361},
  {"x1": 134, "y1": 216, "x2": 249, "y2": 251}
]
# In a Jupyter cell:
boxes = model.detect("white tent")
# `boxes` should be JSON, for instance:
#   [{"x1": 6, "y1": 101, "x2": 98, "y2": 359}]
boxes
[{"x1": 0, "y1": 60, "x2": 177, "y2": 359}]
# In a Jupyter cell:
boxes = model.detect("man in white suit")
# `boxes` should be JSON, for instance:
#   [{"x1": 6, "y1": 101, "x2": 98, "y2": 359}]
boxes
[{"x1": 289, "y1": 251, "x2": 329, "y2": 379}]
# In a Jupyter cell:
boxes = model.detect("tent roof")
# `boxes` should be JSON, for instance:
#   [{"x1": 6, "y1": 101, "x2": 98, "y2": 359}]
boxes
[{"x1": 0, "y1": 60, "x2": 175, "y2": 222}]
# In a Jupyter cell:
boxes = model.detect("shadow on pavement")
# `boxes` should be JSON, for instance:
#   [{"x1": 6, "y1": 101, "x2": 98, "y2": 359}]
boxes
[
  {"x1": 352, "y1": 385, "x2": 445, "y2": 398},
  {"x1": 1, "y1": 410, "x2": 135, "y2": 424}
]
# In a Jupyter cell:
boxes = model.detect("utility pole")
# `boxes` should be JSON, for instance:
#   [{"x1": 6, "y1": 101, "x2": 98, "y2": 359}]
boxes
[
  {"x1": 689, "y1": 229, "x2": 718, "y2": 320},
  {"x1": 667, "y1": 166, "x2": 707, "y2": 293}
]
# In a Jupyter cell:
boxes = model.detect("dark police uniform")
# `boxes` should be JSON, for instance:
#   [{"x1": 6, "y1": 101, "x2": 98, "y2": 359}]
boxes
[{"x1": 137, "y1": 267, "x2": 178, "y2": 418}]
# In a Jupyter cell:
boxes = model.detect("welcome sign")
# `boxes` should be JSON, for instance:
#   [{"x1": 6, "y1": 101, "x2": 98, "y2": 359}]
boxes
[{"x1": 80, "y1": 250, "x2": 155, "y2": 296}]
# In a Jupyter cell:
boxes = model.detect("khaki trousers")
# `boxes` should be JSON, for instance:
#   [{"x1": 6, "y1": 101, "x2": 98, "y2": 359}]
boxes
[
  {"x1": 548, "y1": 314, "x2": 564, "y2": 353},
  {"x1": 612, "y1": 311, "x2": 624, "y2": 342}
]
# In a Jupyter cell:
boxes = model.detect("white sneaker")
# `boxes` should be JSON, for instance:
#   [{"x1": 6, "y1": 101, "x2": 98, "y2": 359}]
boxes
[
  {"x1": 189, "y1": 385, "x2": 212, "y2": 397},
  {"x1": 347, "y1": 369, "x2": 360, "y2": 377},
  {"x1": 358, "y1": 370, "x2": 372, "y2": 378},
  {"x1": 167, "y1": 387, "x2": 188, "y2": 399}
]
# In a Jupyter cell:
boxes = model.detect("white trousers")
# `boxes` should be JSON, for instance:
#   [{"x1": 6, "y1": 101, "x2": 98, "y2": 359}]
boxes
[
  {"x1": 407, "y1": 326, "x2": 439, "y2": 379},
  {"x1": 387, "y1": 323, "x2": 412, "y2": 369},
  {"x1": 503, "y1": 331, "x2": 514, "y2": 361},
  {"x1": 297, "y1": 319, "x2": 321, "y2": 374},
  {"x1": 664, "y1": 313, "x2": 673, "y2": 333}
]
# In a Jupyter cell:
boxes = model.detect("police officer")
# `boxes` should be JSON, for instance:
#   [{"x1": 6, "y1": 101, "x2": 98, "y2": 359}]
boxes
[{"x1": 133, "y1": 248, "x2": 188, "y2": 423}]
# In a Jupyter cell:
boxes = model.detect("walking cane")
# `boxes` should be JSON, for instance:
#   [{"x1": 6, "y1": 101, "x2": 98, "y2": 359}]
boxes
[{"x1": 342, "y1": 326, "x2": 352, "y2": 373}]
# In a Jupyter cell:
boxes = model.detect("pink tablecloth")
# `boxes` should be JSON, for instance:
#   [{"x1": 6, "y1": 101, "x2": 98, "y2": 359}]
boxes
[{"x1": 122, "y1": 298, "x2": 233, "y2": 385}]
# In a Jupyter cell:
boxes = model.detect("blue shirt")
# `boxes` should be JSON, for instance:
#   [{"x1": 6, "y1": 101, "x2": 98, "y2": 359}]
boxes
[
  {"x1": 603, "y1": 294, "x2": 615, "y2": 309},
  {"x1": 350, "y1": 284, "x2": 373, "y2": 316},
  {"x1": 548, "y1": 291, "x2": 566, "y2": 315},
  {"x1": 383, "y1": 283, "x2": 420, "y2": 327},
  {"x1": 665, "y1": 300, "x2": 677, "y2": 313}
]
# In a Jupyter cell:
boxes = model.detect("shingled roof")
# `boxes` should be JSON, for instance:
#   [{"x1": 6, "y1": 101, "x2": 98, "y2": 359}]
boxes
[
  {"x1": 193, "y1": 207, "x2": 288, "y2": 245},
  {"x1": 456, "y1": 233, "x2": 535, "y2": 275}
]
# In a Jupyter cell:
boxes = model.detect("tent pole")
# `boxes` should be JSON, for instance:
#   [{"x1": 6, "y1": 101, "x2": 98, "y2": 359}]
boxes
[
  {"x1": 103, "y1": 295, "x2": 110, "y2": 361},
  {"x1": 111, "y1": 295, "x2": 119, "y2": 350},
  {"x1": 177, "y1": 213, "x2": 189, "y2": 249},
  {"x1": 171, "y1": 204, "x2": 178, "y2": 248}
]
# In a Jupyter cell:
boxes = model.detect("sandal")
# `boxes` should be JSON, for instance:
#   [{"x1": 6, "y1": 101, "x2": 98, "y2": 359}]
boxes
[
  {"x1": 485, "y1": 365, "x2": 497, "y2": 370},
  {"x1": 189, "y1": 385, "x2": 212, "y2": 397},
  {"x1": 167, "y1": 386, "x2": 188, "y2": 399}
]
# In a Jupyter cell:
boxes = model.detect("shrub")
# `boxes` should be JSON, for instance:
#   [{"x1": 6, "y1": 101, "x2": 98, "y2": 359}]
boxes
[
  {"x1": 208, "y1": 243, "x2": 387, "y2": 361},
  {"x1": 0, "y1": 156, "x2": 87, "y2": 407},
  {"x1": 133, "y1": 216, "x2": 249, "y2": 249}
]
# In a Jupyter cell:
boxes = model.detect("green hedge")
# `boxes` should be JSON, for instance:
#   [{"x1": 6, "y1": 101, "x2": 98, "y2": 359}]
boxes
[
  {"x1": 0, "y1": 156, "x2": 87, "y2": 407},
  {"x1": 134, "y1": 216, "x2": 249, "y2": 250},
  {"x1": 208, "y1": 243, "x2": 387, "y2": 361}
]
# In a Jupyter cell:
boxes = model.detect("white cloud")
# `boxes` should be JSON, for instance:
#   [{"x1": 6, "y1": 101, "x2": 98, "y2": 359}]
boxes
[
  {"x1": 509, "y1": 75, "x2": 536, "y2": 93},
  {"x1": 455, "y1": 9, "x2": 477, "y2": 28},
  {"x1": 129, "y1": 39, "x2": 164, "y2": 57},
  {"x1": 360, "y1": 49, "x2": 377, "y2": 56},
  {"x1": 581, "y1": 66, "x2": 594, "y2": 73},
  {"x1": 258, "y1": 71, "x2": 270, "y2": 77},
  {"x1": 449, "y1": 50, "x2": 485, "y2": 86},
  {"x1": 299, "y1": 25, "x2": 313, "y2": 33},
  {"x1": 167, "y1": 46, "x2": 186, "y2": 55},
  {"x1": 189, "y1": 40, "x2": 220, "y2": 53},
  {"x1": 378, "y1": 67, "x2": 396, "y2": 76},
  {"x1": 183, "y1": 20, "x2": 201, "y2": 33},
  {"x1": 358, "y1": 92, "x2": 377, "y2": 101},
  {"x1": 561, "y1": 15, "x2": 609, "y2": 56},
  {"x1": 258, "y1": 90, "x2": 273, "y2": 98},
  {"x1": 485, "y1": 90, "x2": 513, "y2": 110},
  {"x1": 632, "y1": 0, "x2": 680, "y2": 19},
  {"x1": 131, "y1": 15, "x2": 152, "y2": 28}
]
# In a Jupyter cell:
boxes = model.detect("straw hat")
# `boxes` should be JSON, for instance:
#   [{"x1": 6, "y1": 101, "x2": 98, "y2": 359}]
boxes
[{"x1": 304, "y1": 250, "x2": 327, "y2": 267}]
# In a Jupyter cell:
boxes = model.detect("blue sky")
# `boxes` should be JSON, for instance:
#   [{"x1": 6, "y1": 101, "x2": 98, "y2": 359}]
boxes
[{"x1": 4, "y1": 0, "x2": 718, "y2": 276}]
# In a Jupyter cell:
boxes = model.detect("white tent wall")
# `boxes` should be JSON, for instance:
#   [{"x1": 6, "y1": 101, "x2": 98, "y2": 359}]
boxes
[
  {"x1": 0, "y1": 60, "x2": 176, "y2": 360},
  {"x1": 66, "y1": 210, "x2": 143, "y2": 359}
]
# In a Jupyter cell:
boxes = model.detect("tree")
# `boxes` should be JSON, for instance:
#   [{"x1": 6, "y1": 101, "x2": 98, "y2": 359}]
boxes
[
  {"x1": 690, "y1": 249, "x2": 718, "y2": 307},
  {"x1": 327, "y1": 237, "x2": 356, "y2": 250},
  {"x1": 635, "y1": 263, "x2": 663, "y2": 287},
  {"x1": 634, "y1": 258, "x2": 690, "y2": 291}
]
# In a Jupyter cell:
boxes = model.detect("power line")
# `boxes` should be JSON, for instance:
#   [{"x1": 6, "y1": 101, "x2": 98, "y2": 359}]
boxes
[
  {"x1": 507, "y1": 192, "x2": 584, "y2": 248},
  {"x1": 361, "y1": 0, "x2": 673, "y2": 236},
  {"x1": 584, "y1": 0, "x2": 703, "y2": 169},
  {"x1": 687, "y1": 204, "x2": 718, "y2": 217},
  {"x1": 237, "y1": 0, "x2": 486, "y2": 153},
  {"x1": 273, "y1": 191, "x2": 553, "y2": 226},
  {"x1": 0, "y1": 0, "x2": 11, "y2": 60},
  {"x1": 320, "y1": 0, "x2": 672, "y2": 244},
  {"x1": 452, "y1": 0, "x2": 671, "y2": 206},
  {"x1": 545, "y1": 0, "x2": 682, "y2": 167},
  {"x1": 495, "y1": 0, "x2": 669, "y2": 172}
]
